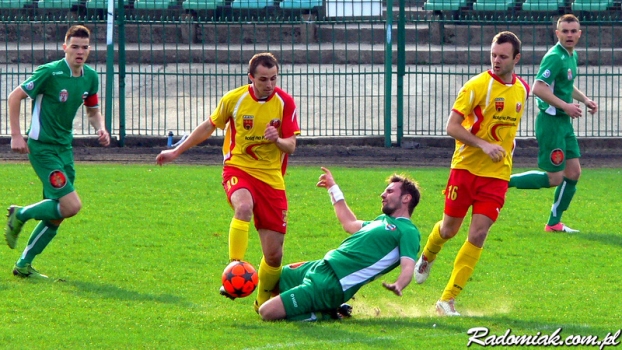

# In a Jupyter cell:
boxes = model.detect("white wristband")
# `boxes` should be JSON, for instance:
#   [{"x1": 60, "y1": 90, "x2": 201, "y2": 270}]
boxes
[{"x1": 327, "y1": 184, "x2": 345, "y2": 205}]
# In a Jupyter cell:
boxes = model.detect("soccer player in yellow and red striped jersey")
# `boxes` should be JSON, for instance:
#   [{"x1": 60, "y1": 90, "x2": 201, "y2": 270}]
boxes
[
  {"x1": 156, "y1": 52, "x2": 300, "y2": 311},
  {"x1": 413, "y1": 31, "x2": 529, "y2": 316}
]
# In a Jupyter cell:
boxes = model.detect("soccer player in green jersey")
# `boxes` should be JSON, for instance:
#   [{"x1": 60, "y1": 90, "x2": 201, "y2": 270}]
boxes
[
  {"x1": 258, "y1": 167, "x2": 421, "y2": 321},
  {"x1": 5, "y1": 25, "x2": 110, "y2": 279},
  {"x1": 508, "y1": 14, "x2": 598, "y2": 233}
]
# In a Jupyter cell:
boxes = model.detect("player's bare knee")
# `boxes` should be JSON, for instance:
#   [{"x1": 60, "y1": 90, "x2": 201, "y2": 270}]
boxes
[
  {"x1": 61, "y1": 201, "x2": 82, "y2": 218},
  {"x1": 233, "y1": 203, "x2": 253, "y2": 221},
  {"x1": 263, "y1": 252, "x2": 282, "y2": 267}
]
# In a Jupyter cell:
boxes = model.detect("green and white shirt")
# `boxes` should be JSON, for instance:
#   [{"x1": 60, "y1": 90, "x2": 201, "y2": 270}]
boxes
[
  {"x1": 534, "y1": 42, "x2": 578, "y2": 117},
  {"x1": 324, "y1": 214, "x2": 420, "y2": 301},
  {"x1": 21, "y1": 58, "x2": 99, "y2": 146}
]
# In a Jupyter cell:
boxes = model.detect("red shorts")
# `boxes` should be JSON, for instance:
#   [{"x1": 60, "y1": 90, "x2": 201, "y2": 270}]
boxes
[
  {"x1": 443, "y1": 169, "x2": 508, "y2": 222},
  {"x1": 222, "y1": 166, "x2": 288, "y2": 234}
]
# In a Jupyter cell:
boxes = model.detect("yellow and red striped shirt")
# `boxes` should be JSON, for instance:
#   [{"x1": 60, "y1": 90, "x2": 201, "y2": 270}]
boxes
[
  {"x1": 450, "y1": 70, "x2": 530, "y2": 180},
  {"x1": 210, "y1": 84, "x2": 300, "y2": 189}
]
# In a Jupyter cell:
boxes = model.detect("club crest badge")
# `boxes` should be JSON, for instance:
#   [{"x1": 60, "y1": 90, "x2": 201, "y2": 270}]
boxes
[
  {"x1": 49, "y1": 170, "x2": 67, "y2": 189},
  {"x1": 567, "y1": 69, "x2": 573, "y2": 80},
  {"x1": 550, "y1": 148, "x2": 565, "y2": 166},
  {"x1": 495, "y1": 98, "x2": 504, "y2": 112},
  {"x1": 243, "y1": 115, "x2": 254, "y2": 130},
  {"x1": 59, "y1": 89, "x2": 68, "y2": 103},
  {"x1": 269, "y1": 119, "x2": 281, "y2": 129},
  {"x1": 516, "y1": 102, "x2": 522, "y2": 113}
]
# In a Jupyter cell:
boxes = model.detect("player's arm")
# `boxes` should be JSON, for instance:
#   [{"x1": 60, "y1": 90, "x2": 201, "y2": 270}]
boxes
[
  {"x1": 85, "y1": 103, "x2": 110, "y2": 147},
  {"x1": 446, "y1": 110, "x2": 505, "y2": 163},
  {"x1": 382, "y1": 257, "x2": 415, "y2": 296},
  {"x1": 316, "y1": 167, "x2": 363, "y2": 234},
  {"x1": 7, "y1": 86, "x2": 29, "y2": 153},
  {"x1": 157, "y1": 118, "x2": 216, "y2": 165},
  {"x1": 533, "y1": 80, "x2": 582, "y2": 118},
  {"x1": 572, "y1": 85, "x2": 598, "y2": 115}
]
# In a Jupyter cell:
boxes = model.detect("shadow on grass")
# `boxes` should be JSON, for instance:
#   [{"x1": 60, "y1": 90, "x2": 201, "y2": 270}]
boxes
[
  {"x1": 577, "y1": 232, "x2": 622, "y2": 248},
  {"x1": 67, "y1": 280, "x2": 190, "y2": 305}
]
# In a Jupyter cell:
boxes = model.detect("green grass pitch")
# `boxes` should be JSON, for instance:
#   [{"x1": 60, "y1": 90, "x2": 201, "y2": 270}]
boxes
[{"x1": 0, "y1": 163, "x2": 620, "y2": 349}]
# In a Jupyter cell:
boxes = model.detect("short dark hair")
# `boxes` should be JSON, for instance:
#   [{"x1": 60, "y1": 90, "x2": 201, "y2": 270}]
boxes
[
  {"x1": 248, "y1": 52, "x2": 279, "y2": 77},
  {"x1": 65, "y1": 25, "x2": 91, "y2": 44},
  {"x1": 492, "y1": 31, "x2": 521, "y2": 58},
  {"x1": 557, "y1": 14, "x2": 580, "y2": 29},
  {"x1": 388, "y1": 174, "x2": 421, "y2": 216}
]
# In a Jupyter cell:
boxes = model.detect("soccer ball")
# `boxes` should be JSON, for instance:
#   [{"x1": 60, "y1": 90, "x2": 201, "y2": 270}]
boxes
[{"x1": 222, "y1": 261, "x2": 258, "y2": 298}]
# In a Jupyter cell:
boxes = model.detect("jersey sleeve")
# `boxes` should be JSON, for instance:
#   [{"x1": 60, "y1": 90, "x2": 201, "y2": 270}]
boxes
[
  {"x1": 280, "y1": 95, "x2": 300, "y2": 138},
  {"x1": 451, "y1": 79, "x2": 480, "y2": 117},
  {"x1": 398, "y1": 227, "x2": 420, "y2": 260},
  {"x1": 209, "y1": 94, "x2": 231, "y2": 130},
  {"x1": 535, "y1": 54, "x2": 561, "y2": 86},
  {"x1": 20, "y1": 65, "x2": 51, "y2": 99}
]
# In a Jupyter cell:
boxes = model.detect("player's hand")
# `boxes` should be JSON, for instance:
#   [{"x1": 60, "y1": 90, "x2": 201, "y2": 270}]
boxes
[
  {"x1": 156, "y1": 149, "x2": 178, "y2": 166},
  {"x1": 585, "y1": 99, "x2": 598, "y2": 115},
  {"x1": 481, "y1": 143, "x2": 506, "y2": 163},
  {"x1": 10, "y1": 136, "x2": 29, "y2": 154},
  {"x1": 316, "y1": 167, "x2": 336, "y2": 189},
  {"x1": 564, "y1": 102, "x2": 583, "y2": 119},
  {"x1": 97, "y1": 129, "x2": 111, "y2": 147},
  {"x1": 264, "y1": 125, "x2": 279, "y2": 143},
  {"x1": 382, "y1": 282, "x2": 403, "y2": 296}
]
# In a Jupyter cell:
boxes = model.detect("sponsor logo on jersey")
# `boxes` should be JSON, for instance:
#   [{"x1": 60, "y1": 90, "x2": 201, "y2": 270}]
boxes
[
  {"x1": 542, "y1": 69, "x2": 551, "y2": 78},
  {"x1": 25, "y1": 81, "x2": 34, "y2": 90},
  {"x1": 269, "y1": 119, "x2": 281, "y2": 129},
  {"x1": 495, "y1": 98, "x2": 504, "y2": 112},
  {"x1": 516, "y1": 102, "x2": 522, "y2": 113},
  {"x1": 243, "y1": 115, "x2": 254, "y2": 130},
  {"x1": 59, "y1": 89, "x2": 68, "y2": 102},
  {"x1": 52, "y1": 71, "x2": 64, "y2": 76},
  {"x1": 49, "y1": 170, "x2": 67, "y2": 189},
  {"x1": 567, "y1": 69, "x2": 573, "y2": 80},
  {"x1": 550, "y1": 148, "x2": 565, "y2": 166}
]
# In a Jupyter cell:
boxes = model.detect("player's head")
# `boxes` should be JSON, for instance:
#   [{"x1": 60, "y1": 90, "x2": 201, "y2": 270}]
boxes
[
  {"x1": 490, "y1": 31, "x2": 521, "y2": 81},
  {"x1": 492, "y1": 31, "x2": 521, "y2": 58},
  {"x1": 63, "y1": 25, "x2": 91, "y2": 68},
  {"x1": 556, "y1": 14, "x2": 581, "y2": 51},
  {"x1": 381, "y1": 174, "x2": 421, "y2": 217},
  {"x1": 248, "y1": 52, "x2": 279, "y2": 99}
]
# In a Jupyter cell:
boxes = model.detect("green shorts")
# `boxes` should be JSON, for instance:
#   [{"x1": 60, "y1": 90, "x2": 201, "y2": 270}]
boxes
[
  {"x1": 535, "y1": 111, "x2": 581, "y2": 172},
  {"x1": 279, "y1": 260, "x2": 344, "y2": 320},
  {"x1": 27, "y1": 139, "x2": 76, "y2": 200}
]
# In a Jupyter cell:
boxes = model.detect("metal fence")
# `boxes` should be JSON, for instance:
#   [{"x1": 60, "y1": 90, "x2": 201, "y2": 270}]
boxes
[{"x1": 1, "y1": 10, "x2": 621, "y2": 146}]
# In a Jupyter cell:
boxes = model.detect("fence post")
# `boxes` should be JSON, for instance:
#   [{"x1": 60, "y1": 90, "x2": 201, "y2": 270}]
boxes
[
  {"x1": 105, "y1": 0, "x2": 115, "y2": 137},
  {"x1": 117, "y1": 0, "x2": 127, "y2": 146},
  {"x1": 383, "y1": 0, "x2": 394, "y2": 148},
  {"x1": 396, "y1": 0, "x2": 405, "y2": 147}
]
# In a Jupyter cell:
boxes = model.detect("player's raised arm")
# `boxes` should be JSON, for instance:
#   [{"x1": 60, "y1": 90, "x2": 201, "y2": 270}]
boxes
[{"x1": 316, "y1": 167, "x2": 363, "y2": 234}]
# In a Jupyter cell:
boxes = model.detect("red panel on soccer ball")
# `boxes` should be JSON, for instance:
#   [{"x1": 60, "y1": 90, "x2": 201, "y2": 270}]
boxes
[{"x1": 222, "y1": 261, "x2": 258, "y2": 298}]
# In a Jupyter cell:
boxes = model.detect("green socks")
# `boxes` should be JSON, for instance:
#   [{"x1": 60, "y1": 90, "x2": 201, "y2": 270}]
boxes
[
  {"x1": 508, "y1": 171, "x2": 550, "y2": 189},
  {"x1": 16, "y1": 221, "x2": 59, "y2": 267},
  {"x1": 17, "y1": 199, "x2": 63, "y2": 222},
  {"x1": 548, "y1": 177, "x2": 577, "y2": 226}
]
